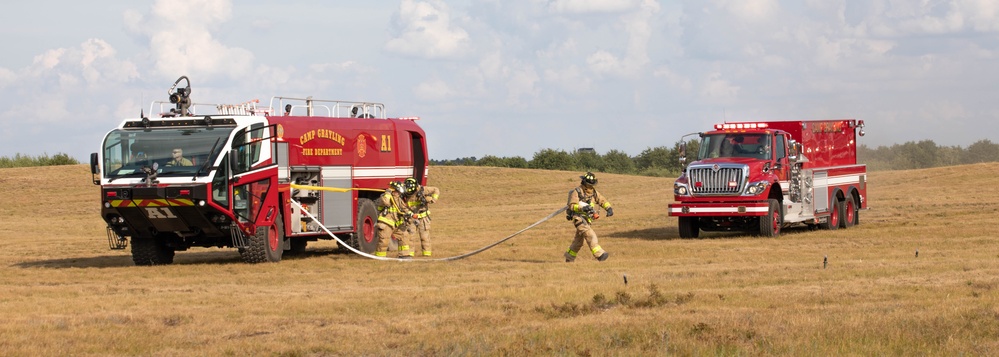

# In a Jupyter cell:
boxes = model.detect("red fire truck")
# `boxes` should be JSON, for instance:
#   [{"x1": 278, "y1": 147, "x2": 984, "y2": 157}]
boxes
[
  {"x1": 668, "y1": 120, "x2": 867, "y2": 238},
  {"x1": 90, "y1": 77, "x2": 428, "y2": 265}
]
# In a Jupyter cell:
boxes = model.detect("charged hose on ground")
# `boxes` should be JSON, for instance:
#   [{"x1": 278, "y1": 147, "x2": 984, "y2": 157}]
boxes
[{"x1": 289, "y1": 199, "x2": 566, "y2": 262}]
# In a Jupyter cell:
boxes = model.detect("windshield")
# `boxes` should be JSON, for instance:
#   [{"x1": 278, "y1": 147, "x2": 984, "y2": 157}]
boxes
[
  {"x1": 102, "y1": 127, "x2": 234, "y2": 179},
  {"x1": 699, "y1": 133, "x2": 771, "y2": 160}
]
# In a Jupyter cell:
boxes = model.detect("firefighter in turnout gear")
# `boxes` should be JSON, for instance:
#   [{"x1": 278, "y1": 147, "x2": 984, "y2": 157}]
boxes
[
  {"x1": 374, "y1": 181, "x2": 415, "y2": 258},
  {"x1": 403, "y1": 177, "x2": 440, "y2": 257},
  {"x1": 564, "y1": 172, "x2": 614, "y2": 262}
]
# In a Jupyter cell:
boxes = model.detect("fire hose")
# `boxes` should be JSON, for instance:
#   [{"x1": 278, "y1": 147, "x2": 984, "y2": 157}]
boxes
[{"x1": 288, "y1": 199, "x2": 566, "y2": 262}]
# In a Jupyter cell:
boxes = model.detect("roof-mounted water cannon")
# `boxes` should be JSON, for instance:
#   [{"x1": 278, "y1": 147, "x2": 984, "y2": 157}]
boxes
[{"x1": 168, "y1": 76, "x2": 192, "y2": 116}]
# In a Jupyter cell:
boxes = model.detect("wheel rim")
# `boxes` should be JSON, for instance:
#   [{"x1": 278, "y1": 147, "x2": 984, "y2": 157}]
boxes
[
  {"x1": 362, "y1": 216, "x2": 375, "y2": 244},
  {"x1": 846, "y1": 200, "x2": 855, "y2": 224},
  {"x1": 771, "y1": 212, "x2": 780, "y2": 235},
  {"x1": 268, "y1": 224, "x2": 280, "y2": 252},
  {"x1": 830, "y1": 204, "x2": 839, "y2": 227}
]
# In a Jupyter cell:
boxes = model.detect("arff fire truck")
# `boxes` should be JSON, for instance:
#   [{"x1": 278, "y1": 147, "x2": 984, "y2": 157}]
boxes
[
  {"x1": 90, "y1": 76, "x2": 428, "y2": 265},
  {"x1": 668, "y1": 120, "x2": 867, "y2": 238}
]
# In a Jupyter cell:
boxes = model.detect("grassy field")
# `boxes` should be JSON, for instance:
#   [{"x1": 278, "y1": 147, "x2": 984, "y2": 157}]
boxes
[{"x1": 1, "y1": 163, "x2": 998, "y2": 356}]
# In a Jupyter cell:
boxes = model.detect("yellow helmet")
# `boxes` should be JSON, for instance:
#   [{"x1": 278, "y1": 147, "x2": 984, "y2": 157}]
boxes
[{"x1": 403, "y1": 177, "x2": 418, "y2": 194}]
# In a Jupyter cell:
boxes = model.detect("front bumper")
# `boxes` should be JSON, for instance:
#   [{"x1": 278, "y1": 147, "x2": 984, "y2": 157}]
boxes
[{"x1": 668, "y1": 201, "x2": 769, "y2": 217}]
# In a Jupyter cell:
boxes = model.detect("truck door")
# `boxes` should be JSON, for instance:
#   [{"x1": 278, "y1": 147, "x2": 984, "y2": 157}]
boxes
[
  {"x1": 774, "y1": 133, "x2": 790, "y2": 183},
  {"x1": 410, "y1": 131, "x2": 427, "y2": 182},
  {"x1": 229, "y1": 123, "x2": 280, "y2": 229}
]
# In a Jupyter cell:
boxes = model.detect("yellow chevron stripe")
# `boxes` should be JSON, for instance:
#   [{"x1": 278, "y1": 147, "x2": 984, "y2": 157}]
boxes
[{"x1": 108, "y1": 199, "x2": 195, "y2": 207}]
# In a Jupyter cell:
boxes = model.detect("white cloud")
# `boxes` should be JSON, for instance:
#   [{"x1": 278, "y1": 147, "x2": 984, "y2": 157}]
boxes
[
  {"x1": 0, "y1": 67, "x2": 14, "y2": 89},
  {"x1": 34, "y1": 49, "x2": 66, "y2": 71},
  {"x1": 505, "y1": 64, "x2": 541, "y2": 105},
  {"x1": 544, "y1": 65, "x2": 592, "y2": 94},
  {"x1": 123, "y1": 0, "x2": 254, "y2": 80},
  {"x1": 385, "y1": 0, "x2": 471, "y2": 59},
  {"x1": 0, "y1": 39, "x2": 138, "y2": 126},
  {"x1": 652, "y1": 65, "x2": 692, "y2": 92},
  {"x1": 583, "y1": 0, "x2": 659, "y2": 78},
  {"x1": 548, "y1": 0, "x2": 642, "y2": 14},
  {"x1": 414, "y1": 78, "x2": 458, "y2": 101},
  {"x1": 715, "y1": 0, "x2": 779, "y2": 22},
  {"x1": 700, "y1": 71, "x2": 739, "y2": 102}
]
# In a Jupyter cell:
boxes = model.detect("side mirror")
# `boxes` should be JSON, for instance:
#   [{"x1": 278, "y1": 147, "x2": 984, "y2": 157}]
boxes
[
  {"x1": 228, "y1": 148, "x2": 239, "y2": 172},
  {"x1": 678, "y1": 142, "x2": 687, "y2": 166},
  {"x1": 788, "y1": 140, "x2": 801, "y2": 163},
  {"x1": 90, "y1": 152, "x2": 100, "y2": 185}
]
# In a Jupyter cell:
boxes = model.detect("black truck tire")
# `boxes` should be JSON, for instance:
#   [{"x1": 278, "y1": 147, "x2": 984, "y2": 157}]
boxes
[
  {"x1": 240, "y1": 213, "x2": 284, "y2": 263},
  {"x1": 758, "y1": 199, "x2": 781, "y2": 237},
  {"x1": 821, "y1": 198, "x2": 841, "y2": 230},
  {"x1": 349, "y1": 198, "x2": 379, "y2": 254},
  {"x1": 842, "y1": 195, "x2": 858, "y2": 228},
  {"x1": 678, "y1": 216, "x2": 700, "y2": 238}
]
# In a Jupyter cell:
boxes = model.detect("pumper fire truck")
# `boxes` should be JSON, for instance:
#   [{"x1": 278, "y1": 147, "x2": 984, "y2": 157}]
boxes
[
  {"x1": 668, "y1": 120, "x2": 867, "y2": 238},
  {"x1": 90, "y1": 76, "x2": 428, "y2": 265}
]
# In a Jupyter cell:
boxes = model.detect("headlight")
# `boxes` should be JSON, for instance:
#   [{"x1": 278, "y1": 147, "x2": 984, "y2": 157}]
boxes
[
  {"x1": 744, "y1": 181, "x2": 768, "y2": 195},
  {"x1": 674, "y1": 183, "x2": 689, "y2": 196}
]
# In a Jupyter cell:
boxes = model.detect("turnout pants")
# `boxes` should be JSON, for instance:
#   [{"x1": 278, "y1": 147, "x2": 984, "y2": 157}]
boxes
[
  {"x1": 406, "y1": 217, "x2": 432, "y2": 256},
  {"x1": 564, "y1": 217, "x2": 606, "y2": 262},
  {"x1": 375, "y1": 222, "x2": 413, "y2": 257}
]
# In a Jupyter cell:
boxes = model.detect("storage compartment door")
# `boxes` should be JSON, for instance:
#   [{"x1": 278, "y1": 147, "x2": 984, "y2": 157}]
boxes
[{"x1": 321, "y1": 166, "x2": 353, "y2": 231}]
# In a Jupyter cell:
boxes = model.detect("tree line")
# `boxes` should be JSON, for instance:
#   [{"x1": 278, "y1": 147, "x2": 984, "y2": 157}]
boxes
[
  {"x1": 0, "y1": 153, "x2": 79, "y2": 168},
  {"x1": 3, "y1": 138, "x2": 997, "y2": 173},
  {"x1": 432, "y1": 139, "x2": 999, "y2": 176}
]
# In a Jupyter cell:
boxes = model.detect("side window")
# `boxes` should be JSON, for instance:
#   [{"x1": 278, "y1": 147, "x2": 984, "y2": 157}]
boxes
[
  {"x1": 776, "y1": 135, "x2": 787, "y2": 160},
  {"x1": 231, "y1": 123, "x2": 270, "y2": 175}
]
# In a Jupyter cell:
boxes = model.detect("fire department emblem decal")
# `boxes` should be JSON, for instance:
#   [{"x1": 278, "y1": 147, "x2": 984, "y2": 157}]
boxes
[{"x1": 357, "y1": 134, "x2": 367, "y2": 158}]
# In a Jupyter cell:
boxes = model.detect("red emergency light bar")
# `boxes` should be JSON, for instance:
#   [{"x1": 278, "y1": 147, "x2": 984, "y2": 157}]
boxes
[{"x1": 714, "y1": 122, "x2": 769, "y2": 130}]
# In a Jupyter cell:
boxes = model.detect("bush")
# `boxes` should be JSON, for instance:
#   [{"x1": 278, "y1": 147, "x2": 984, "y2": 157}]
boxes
[{"x1": 530, "y1": 149, "x2": 577, "y2": 171}]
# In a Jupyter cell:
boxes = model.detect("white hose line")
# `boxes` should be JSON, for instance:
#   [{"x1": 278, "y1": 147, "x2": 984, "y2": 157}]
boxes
[
  {"x1": 290, "y1": 199, "x2": 566, "y2": 262},
  {"x1": 433, "y1": 206, "x2": 567, "y2": 262}
]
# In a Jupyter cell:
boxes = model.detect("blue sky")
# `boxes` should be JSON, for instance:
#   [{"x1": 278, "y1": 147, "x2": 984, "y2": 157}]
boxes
[{"x1": 2, "y1": 0, "x2": 998, "y2": 161}]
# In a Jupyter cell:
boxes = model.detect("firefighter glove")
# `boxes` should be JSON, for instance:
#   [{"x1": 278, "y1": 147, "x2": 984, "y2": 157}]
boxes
[{"x1": 606, "y1": 207, "x2": 614, "y2": 217}]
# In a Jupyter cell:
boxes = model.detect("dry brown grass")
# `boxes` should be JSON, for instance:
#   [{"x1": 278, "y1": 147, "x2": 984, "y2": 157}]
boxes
[{"x1": 2, "y1": 163, "x2": 998, "y2": 356}]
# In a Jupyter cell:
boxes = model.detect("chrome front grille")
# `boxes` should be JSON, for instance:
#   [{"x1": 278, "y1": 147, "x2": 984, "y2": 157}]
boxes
[{"x1": 688, "y1": 165, "x2": 747, "y2": 195}]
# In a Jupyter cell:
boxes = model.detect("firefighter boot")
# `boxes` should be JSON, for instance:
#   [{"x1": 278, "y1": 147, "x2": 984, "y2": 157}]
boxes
[
  {"x1": 592, "y1": 246, "x2": 609, "y2": 262},
  {"x1": 564, "y1": 249, "x2": 577, "y2": 263}
]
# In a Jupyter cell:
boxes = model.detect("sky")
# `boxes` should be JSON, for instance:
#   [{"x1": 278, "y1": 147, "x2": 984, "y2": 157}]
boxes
[{"x1": 2, "y1": 0, "x2": 998, "y2": 162}]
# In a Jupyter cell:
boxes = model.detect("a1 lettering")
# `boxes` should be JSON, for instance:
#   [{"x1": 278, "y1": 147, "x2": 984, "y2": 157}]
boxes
[{"x1": 145, "y1": 207, "x2": 178, "y2": 219}]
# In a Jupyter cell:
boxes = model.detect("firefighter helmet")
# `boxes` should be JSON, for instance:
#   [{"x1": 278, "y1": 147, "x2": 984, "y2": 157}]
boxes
[
  {"x1": 389, "y1": 181, "x2": 405, "y2": 193},
  {"x1": 403, "y1": 177, "x2": 418, "y2": 194},
  {"x1": 580, "y1": 172, "x2": 598, "y2": 185}
]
